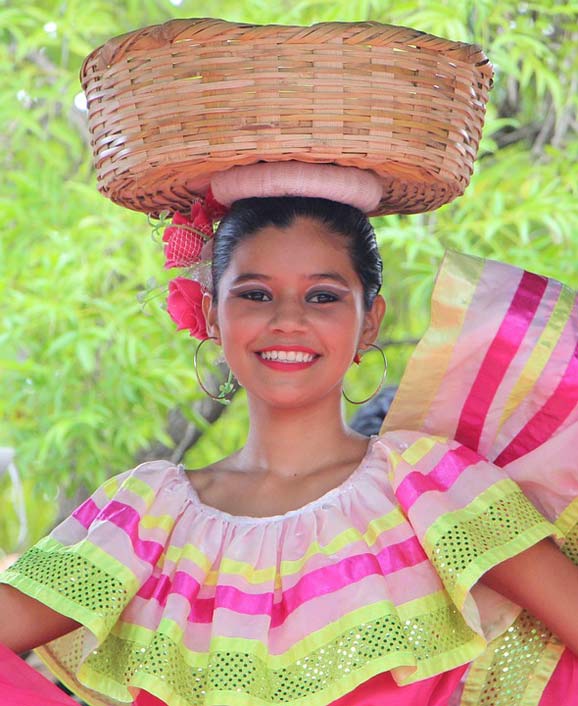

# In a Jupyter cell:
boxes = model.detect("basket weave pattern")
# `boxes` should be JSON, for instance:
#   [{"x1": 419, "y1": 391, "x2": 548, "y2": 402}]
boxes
[{"x1": 81, "y1": 18, "x2": 493, "y2": 216}]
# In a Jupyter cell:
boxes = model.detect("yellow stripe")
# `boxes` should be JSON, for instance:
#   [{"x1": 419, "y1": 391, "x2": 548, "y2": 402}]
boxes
[
  {"x1": 100, "y1": 474, "x2": 121, "y2": 499},
  {"x1": 498, "y1": 286, "x2": 574, "y2": 429},
  {"x1": 36, "y1": 534, "x2": 139, "y2": 589},
  {"x1": 140, "y1": 513, "x2": 176, "y2": 532},
  {"x1": 123, "y1": 474, "x2": 158, "y2": 504},
  {"x1": 555, "y1": 496, "x2": 578, "y2": 536},
  {"x1": 387, "y1": 449, "x2": 403, "y2": 474},
  {"x1": 114, "y1": 619, "x2": 157, "y2": 642},
  {"x1": 422, "y1": 479, "x2": 559, "y2": 552},
  {"x1": 164, "y1": 507, "x2": 407, "y2": 586},
  {"x1": 386, "y1": 435, "x2": 446, "y2": 482},
  {"x1": 383, "y1": 250, "x2": 484, "y2": 433},
  {"x1": 402, "y1": 435, "x2": 442, "y2": 465},
  {"x1": 422, "y1": 478, "x2": 519, "y2": 551},
  {"x1": 423, "y1": 480, "x2": 561, "y2": 607},
  {"x1": 165, "y1": 541, "x2": 214, "y2": 573}
]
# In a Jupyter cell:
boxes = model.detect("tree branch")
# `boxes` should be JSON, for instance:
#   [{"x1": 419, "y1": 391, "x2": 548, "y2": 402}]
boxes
[{"x1": 136, "y1": 365, "x2": 240, "y2": 465}]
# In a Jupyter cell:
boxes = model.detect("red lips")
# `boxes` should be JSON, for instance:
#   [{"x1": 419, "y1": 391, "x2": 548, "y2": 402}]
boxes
[{"x1": 255, "y1": 346, "x2": 320, "y2": 372}]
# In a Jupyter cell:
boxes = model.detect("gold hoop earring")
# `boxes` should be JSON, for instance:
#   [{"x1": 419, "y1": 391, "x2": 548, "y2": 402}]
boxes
[
  {"x1": 193, "y1": 336, "x2": 237, "y2": 405},
  {"x1": 342, "y1": 343, "x2": 387, "y2": 405}
]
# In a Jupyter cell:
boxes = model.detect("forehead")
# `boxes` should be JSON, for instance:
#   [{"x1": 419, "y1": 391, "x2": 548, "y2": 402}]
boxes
[{"x1": 228, "y1": 217, "x2": 353, "y2": 272}]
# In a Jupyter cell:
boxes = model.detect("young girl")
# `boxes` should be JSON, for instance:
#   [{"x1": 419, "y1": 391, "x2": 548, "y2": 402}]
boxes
[
  {"x1": 1, "y1": 16, "x2": 578, "y2": 706},
  {"x1": 1, "y1": 192, "x2": 578, "y2": 706}
]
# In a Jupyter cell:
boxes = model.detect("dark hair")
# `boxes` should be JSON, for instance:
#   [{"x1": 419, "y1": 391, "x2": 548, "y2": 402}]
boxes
[{"x1": 211, "y1": 196, "x2": 382, "y2": 310}]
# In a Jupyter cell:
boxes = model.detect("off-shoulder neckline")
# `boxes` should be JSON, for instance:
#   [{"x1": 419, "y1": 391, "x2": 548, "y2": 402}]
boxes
[{"x1": 175, "y1": 434, "x2": 380, "y2": 525}]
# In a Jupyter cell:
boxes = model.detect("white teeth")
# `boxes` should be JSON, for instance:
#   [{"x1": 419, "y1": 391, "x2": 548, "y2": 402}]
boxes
[{"x1": 260, "y1": 350, "x2": 316, "y2": 363}]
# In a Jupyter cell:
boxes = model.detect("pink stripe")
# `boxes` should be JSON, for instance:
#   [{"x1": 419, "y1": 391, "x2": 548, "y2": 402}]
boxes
[
  {"x1": 139, "y1": 574, "x2": 174, "y2": 603},
  {"x1": 495, "y1": 339, "x2": 578, "y2": 466},
  {"x1": 538, "y1": 648, "x2": 578, "y2": 706},
  {"x1": 136, "y1": 537, "x2": 427, "y2": 626},
  {"x1": 456, "y1": 271, "x2": 548, "y2": 451},
  {"x1": 395, "y1": 445, "x2": 481, "y2": 511},
  {"x1": 73, "y1": 499, "x2": 164, "y2": 566},
  {"x1": 378, "y1": 535, "x2": 426, "y2": 573},
  {"x1": 72, "y1": 497, "x2": 99, "y2": 528}
]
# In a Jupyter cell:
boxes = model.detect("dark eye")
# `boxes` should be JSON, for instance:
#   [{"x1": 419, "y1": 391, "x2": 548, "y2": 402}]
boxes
[
  {"x1": 308, "y1": 291, "x2": 339, "y2": 303},
  {"x1": 239, "y1": 290, "x2": 272, "y2": 302}
]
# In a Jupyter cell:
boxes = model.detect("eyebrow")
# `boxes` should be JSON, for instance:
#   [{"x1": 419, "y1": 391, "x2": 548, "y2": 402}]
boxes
[{"x1": 231, "y1": 272, "x2": 351, "y2": 287}]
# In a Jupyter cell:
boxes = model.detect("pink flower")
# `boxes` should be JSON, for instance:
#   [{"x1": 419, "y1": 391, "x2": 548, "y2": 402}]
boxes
[
  {"x1": 163, "y1": 203, "x2": 214, "y2": 269},
  {"x1": 166, "y1": 278, "x2": 208, "y2": 340}
]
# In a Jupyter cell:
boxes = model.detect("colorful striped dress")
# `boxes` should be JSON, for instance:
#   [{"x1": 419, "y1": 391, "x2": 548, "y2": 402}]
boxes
[{"x1": 1, "y1": 250, "x2": 577, "y2": 706}]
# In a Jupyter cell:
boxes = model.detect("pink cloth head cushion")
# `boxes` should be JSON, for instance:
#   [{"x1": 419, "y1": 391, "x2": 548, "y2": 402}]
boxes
[{"x1": 210, "y1": 161, "x2": 383, "y2": 213}]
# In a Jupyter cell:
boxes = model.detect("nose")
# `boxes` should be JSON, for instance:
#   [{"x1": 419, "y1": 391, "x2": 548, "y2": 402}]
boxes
[{"x1": 268, "y1": 294, "x2": 308, "y2": 333}]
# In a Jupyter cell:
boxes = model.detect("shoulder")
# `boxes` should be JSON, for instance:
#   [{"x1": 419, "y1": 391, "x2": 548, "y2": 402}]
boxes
[
  {"x1": 100, "y1": 459, "x2": 179, "y2": 494},
  {"x1": 74, "y1": 459, "x2": 191, "y2": 524},
  {"x1": 50, "y1": 459, "x2": 195, "y2": 544},
  {"x1": 185, "y1": 445, "x2": 245, "y2": 477},
  {"x1": 183, "y1": 466, "x2": 215, "y2": 495},
  {"x1": 183, "y1": 456, "x2": 241, "y2": 496}
]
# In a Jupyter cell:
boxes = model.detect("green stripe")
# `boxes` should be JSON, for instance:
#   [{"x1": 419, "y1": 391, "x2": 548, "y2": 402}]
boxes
[
  {"x1": 124, "y1": 474, "x2": 159, "y2": 503},
  {"x1": 39, "y1": 603, "x2": 482, "y2": 706},
  {"x1": 37, "y1": 535, "x2": 140, "y2": 588},
  {"x1": 424, "y1": 481, "x2": 559, "y2": 608},
  {"x1": 0, "y1": 543, "x2": 130, "y2": 641}
]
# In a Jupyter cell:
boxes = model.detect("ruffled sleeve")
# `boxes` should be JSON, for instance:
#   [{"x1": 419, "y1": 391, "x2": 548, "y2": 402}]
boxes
[
  {"x1": 380, "y1": 430, "x2": 561, "y2": 642},
  {"x1": 0, "y1": 460, "x2": 187, "y2": 706},
  {"x1": 382, "y1": 250, "x2": 578, "y2": 706}
]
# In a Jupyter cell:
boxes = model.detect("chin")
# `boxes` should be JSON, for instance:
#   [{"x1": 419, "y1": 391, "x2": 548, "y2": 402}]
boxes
[{"x1": 248, "y1": 384, "x2": 340, "y2": 410}]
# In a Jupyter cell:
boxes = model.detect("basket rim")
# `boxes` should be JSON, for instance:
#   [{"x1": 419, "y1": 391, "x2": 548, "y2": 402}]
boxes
[{"x1": 81, "y1": 16, "x2": 492, "y2": 82}]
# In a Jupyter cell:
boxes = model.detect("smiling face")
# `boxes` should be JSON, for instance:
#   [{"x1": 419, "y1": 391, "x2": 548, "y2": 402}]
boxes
[{"x1": 203, "y1": 216, "x2": 385, "y2": 409}]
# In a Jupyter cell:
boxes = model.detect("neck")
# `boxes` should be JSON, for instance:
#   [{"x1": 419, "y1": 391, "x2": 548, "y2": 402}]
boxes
[{"x1": 235, "y1": 389, "x2": 370, "y2": 479}]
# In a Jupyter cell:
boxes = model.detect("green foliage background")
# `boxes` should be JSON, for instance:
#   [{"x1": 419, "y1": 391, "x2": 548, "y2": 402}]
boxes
[{"x1": 1, "y1": 0, "x2": 577, "y2": 552}]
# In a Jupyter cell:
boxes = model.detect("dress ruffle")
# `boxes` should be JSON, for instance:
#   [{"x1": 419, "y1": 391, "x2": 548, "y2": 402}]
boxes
[{"x1": 0, "y1": 430, "x2": 559, "y2": 706}]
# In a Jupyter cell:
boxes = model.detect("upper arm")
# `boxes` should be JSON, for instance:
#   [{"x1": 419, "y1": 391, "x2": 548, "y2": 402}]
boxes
[
  {"x1": 0, "y1": 584, "x2": 81, "y2": 654},
  {"x1": 481, "y1": 538, "x2": 578, "y2": 654}
]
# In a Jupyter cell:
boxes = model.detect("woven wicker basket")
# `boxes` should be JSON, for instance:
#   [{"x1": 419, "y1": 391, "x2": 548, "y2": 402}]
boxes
[{"x1": 80, "y1": 18, "x2": 493, "y2": 217}]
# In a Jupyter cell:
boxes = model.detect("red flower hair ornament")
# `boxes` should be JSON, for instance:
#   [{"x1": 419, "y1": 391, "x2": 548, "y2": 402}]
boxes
[
  {"x1": 158, "y1": 187, "x2": 228, "y2": 340},
  {"x1": 166, "y1": 278, "x2": 209, "y2": 340}
]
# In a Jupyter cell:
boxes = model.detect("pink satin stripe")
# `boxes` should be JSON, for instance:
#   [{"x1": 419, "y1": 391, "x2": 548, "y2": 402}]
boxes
[
  {"x1": 495, "y1": 339, "x2": 578, "y2": 466},
  {"x1": 456, "y1": 271, "x2": 548, "y2": 451},
  {"x1": 139, "y1": 573, "x2": 174, "y2": 603},
  {"x1": 135, "y1": 692, "x2": 166, "y2": 706},
  {"x1": 136, "y1": 537, "x2": 427, "y2": 626},
  {"x1": 73, "y1": 499, "x2": 164, "y2": 566},
  {"x1": 395, "y1": 445, "x2": 481, "y2": 511},
  {"x1": 72, "y1": 496, "x2": 99, "y2": 527},
  {"x1": 539, "y1": 648, "x2": 578, "y2": 705}
]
